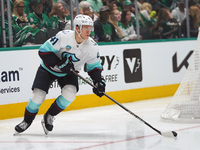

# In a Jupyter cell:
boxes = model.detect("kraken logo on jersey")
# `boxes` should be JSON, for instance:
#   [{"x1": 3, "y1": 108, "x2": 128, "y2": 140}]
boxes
[
  {"x1": 62, "y1": 52, "x2": 80, "y2": 62},
  {"x1": 65, "y1": 45, "x2": 72, "y2": 51},
  {"x1": 50, "y1": 52, "x2": 80, "y2": 73}
]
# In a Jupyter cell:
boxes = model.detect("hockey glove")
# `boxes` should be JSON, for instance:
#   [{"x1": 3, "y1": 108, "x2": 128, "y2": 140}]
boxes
[
  {"x1": 57, "y1": 56, "x2": 74, "y2": 75},
  {"x1": 93, "y1": 78, "x2": 106, "y2": 97}
]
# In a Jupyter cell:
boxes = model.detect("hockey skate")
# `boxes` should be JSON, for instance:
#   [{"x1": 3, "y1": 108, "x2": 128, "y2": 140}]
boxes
[
  {"x1": 41, "y1": 111, "x2": 55, "y2": 135},
  {"x1": 14, "y1": 120, "x2": 31, "y2": 134}
]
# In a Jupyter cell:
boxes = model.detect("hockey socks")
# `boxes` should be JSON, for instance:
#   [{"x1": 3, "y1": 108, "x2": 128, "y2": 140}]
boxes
[
  {"x1": 24, "y1": 108, "x2": 38, "y2": 124},
  {"x1": 24, "y1": 98, "x2": 41, "y2": 123},
  {"x1": 47, "y1": 95, "x2": 72, "y2": 116},
  {"x1": 42, "y1": 95, "x2": 71, "y2": 134}
]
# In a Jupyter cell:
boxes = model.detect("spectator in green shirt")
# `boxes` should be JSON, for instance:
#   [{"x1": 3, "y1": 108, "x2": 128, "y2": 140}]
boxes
[
  {"x1": 94, "y1": 6, "x2": 121, "y2": 42},
  {"x1": 152, "y1": 7, "x2": 179, "y2": 39},
  {"x1": 49, "y1": 2, "x2": 70, "y2": 30},
  {"x1": 0, "y1": 0, "x2": 45, "y2": 47},
  {"x1": 87, "y1": 0, "x2": 103, "y2": 17},
  {"x1": 28, "y1": 0, "x2": 52, "y2": 29},
  {"x1": 27, "y1": 0, "x2": 57, "y2": 39},
  {"x1": 13, "y1": 0, "x2": 34, "y2": 28},
  {"x1": 28, "y1": 0, "x2": 52, "y2": 16},
  {"x1": 118, "y1": 9, "x2": 142, "y2": 41},
  {"x1": 109, "y1": 9, "x2": 123, "y2": 39}
]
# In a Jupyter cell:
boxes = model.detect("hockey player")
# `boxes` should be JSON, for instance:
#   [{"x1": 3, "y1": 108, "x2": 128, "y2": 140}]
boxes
[{"x1": 15, "y1": 14, "x2": 106, "y2": 135}]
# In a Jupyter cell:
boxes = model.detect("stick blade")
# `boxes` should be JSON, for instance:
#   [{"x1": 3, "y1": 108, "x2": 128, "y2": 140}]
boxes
[{"x1": 161, "y1": 131, "x2": 177, "y2": 137}]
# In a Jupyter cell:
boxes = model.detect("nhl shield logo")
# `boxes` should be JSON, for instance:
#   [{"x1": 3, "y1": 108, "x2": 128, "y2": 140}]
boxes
[{"x1": 65, "y1": 45, "x2": 71, "y2": 51}]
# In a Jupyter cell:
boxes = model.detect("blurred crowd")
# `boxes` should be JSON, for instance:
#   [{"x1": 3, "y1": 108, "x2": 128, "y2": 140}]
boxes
[{"x1": 0, "y1": 0, "x2": 200, "y2": 47}]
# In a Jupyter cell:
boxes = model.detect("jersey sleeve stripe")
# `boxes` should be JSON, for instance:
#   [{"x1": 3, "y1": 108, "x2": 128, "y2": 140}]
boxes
[
  {"x1": 86, "y1": 60, "x2": 102, "y2": 73},
  {"x1": 88, "y1": 68, "x2": 102, "y2": 75},
  {"x1": 38, "y1": 51, "x2": 53, "y2": 55},
  {"x1": 40, "y1": 41, "x2": 59, "y2": 53}
]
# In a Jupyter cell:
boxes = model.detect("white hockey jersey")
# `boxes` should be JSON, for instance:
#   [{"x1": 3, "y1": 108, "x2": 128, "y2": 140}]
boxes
[{"x1": 39, "y1": 30, "x2": 102, "y2": 77}]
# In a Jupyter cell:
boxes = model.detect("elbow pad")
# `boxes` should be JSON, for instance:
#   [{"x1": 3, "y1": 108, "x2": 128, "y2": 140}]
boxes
[{"x1": 39, "y1": 51, "x2": 60, "y2": 68}]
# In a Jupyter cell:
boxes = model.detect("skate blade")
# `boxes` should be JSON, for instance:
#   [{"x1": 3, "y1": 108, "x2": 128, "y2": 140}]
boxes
[{"x1": 41, "y1": 119, "x2": 49, "y2": 135}]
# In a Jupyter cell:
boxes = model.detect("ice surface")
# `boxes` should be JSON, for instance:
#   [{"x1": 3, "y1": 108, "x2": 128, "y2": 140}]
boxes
[{"x1": 0, "y1": 97, "x2": 200, "y2": 150}]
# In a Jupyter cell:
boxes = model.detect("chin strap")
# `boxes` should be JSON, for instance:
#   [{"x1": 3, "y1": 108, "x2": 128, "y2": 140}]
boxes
[
  {"x1": 75, "y1": 25, "x2": 84, "y2": 41},
  {"x1": 75, "y1": 30, "x2": 84, "y2": 41}
]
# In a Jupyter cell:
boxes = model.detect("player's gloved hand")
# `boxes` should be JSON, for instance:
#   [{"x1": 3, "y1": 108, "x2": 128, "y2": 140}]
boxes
[
  {"x1": 93, "y1": 78, "x2": 106, "y2": 97},
  {"x1": 57, "y1": 56, "x2": 74, "y2": 75}
]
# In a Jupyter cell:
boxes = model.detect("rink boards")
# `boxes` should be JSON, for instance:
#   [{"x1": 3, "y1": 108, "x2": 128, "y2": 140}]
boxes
[{"x1": 0, "y1": 39, "x2": 196, "y2": 120}]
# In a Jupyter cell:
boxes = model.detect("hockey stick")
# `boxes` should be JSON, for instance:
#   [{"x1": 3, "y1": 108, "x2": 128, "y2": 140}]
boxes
[{"x1": 72, "y1": 71, "x2": 178, "y2": 138}]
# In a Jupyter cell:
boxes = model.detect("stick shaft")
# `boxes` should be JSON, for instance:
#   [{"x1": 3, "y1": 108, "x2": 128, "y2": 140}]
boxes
[
  {"x1": 72, "y1": 71, "x2": 162, "y2": 135},
  {"x1": 103, "y1": 93, "x2": 161, "y2": 135}
]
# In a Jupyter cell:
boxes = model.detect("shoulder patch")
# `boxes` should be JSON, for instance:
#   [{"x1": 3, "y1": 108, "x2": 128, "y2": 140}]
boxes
[{"x1": 65, "y1": 45, "x2": 71, "y2": 51}]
